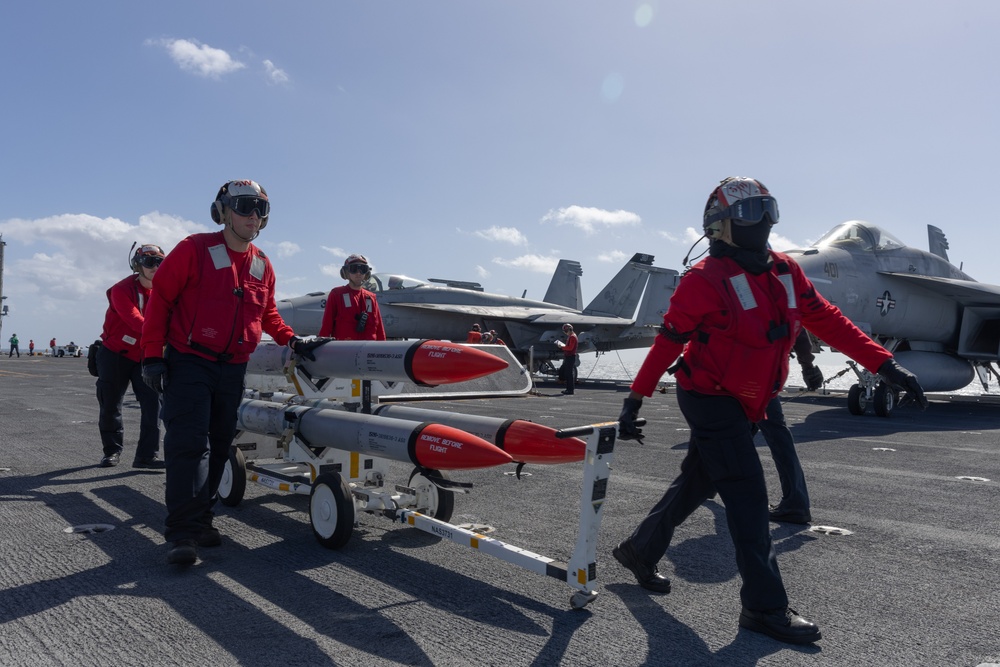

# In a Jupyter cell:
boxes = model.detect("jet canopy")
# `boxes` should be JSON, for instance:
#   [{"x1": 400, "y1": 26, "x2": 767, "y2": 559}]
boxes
[
  {"x1": 812, "y1": 221, "x2": 906, "y2": 252},
  {"x1": 366, "y1": 273, "x2": 429, "y2": 292}
]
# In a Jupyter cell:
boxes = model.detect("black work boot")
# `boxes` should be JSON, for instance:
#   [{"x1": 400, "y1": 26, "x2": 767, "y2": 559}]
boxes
[
  {"x1": 612, "y1": 540, "x2": 671, "y2": 593},
  {"x1": 739, "y1": 607, "x2": 822, "y2": 644}
]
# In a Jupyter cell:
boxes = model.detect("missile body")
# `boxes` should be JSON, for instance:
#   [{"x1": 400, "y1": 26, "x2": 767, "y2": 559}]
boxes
[
  {"x1": 237, "y1": 399, "x2": 513, "y2": 470},
  {"x1": 373, "y1": 404, "x2": 586, "y2": 465},
  {"x1": 247, "y1": 339, "x2": 508, "y2": 386}
]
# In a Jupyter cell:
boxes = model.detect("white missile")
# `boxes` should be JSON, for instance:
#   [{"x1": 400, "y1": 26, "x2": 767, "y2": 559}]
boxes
[
  {"x1": 236, "y1": 399, "x2": 513, "y2": 470},
  {"x1": 247, "y1": 339, "x2": 508, "y2": 385}
]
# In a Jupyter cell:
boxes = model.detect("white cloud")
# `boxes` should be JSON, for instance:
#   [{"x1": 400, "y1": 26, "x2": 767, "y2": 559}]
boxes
[
  {"x1": 263, "y1": 59, "x2": 289, "y2": 85},
  {"x1": 492, "y1": 254, "x2": 559, "y2": 274},
  {"x1": 0, "y1": 212, "x2": 208, "y2": 342},
  {"x1": 148, "y1": 38, "x2": 246, "y2": 79},
  {"x1": 320, "y1": 245, "x2": 347, "y2": 258},
  {"x1": 475, "y1": 265, "x2": 490, "y2": 279},
  {"x1": 474, "y1": 226, "x2": 527, "y2": 245},
  {"x1": 596, "y1": 250, "x2": 628, "y2": 263},
  {"x1": 541, "y1": 205, "x2": 641, "y2": 235},
  {"x1": 274, "y1": 241, "x2": 300, "y2": 258}
]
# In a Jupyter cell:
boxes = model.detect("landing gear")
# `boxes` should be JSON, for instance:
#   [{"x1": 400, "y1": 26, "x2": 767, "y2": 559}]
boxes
[
  {"x1": 847, "y1": 384, "x2": 867, "y2": 415},
  {"x1": 873, "y1": 383, "x2": 898, "y2": 418}
]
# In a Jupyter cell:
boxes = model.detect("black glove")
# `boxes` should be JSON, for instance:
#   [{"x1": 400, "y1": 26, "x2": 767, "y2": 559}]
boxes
[
  {"x1": 801, "y1": 364, "x2": 824, "y2": 392},
  {"x1": 142, "y1": 357, "x2": 167, "y2": 394},
  {"x1": 288, "y1": 336, "x2": 334, "y2": 362},
  {"x1": 878, "y1": 359, "x2": 929, "y2": 410},
  {"x1": 618, "y1": 396, "x2": 644, "y2": 444}
]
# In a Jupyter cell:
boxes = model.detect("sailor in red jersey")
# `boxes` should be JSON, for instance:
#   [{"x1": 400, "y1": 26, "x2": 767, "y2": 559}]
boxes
[
  {"x1": 466, "y1": 323, "x2": 482, "y2": 343},
  {"x1": 318, "y1": 254, "x2": 386, "y2": 341},
  {"x1": 611, "y1": 177, "x2": 927, "y2": 646},
  {"x1": 141, "y1": 180, "x2": 329, "y2": 566},
  {"x1": 96, "y1": 243, "x2": 166, "y2": 470},
  {"x1": 555, "y1": 323, "x2": 578, "y2": 395}
]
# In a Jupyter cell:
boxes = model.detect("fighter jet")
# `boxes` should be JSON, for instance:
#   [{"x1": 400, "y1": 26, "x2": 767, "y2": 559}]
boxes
[
  {"x1": 787, "y1": 220, "x2": 1000, "y2": 416},
  {"x1": 277, "y1": 253, "x2": 679, "y2": 371}
]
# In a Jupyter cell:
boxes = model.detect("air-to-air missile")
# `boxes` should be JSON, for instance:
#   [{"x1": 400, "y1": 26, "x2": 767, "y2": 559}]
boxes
[
  {"x1": 373, "y1": 404, "x2": 586, "y2": 465},
  {"x1": 247, "y1": 339, "x2": 508, "y2": 385},
  {"x1": 236, "y1": 399, "x2": 513, "y2": 470}
]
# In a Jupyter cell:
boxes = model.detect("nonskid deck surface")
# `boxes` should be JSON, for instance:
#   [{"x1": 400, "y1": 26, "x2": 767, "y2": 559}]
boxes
[{"x1": 2, "y1": 359, "x2": 999, "y2": 667}]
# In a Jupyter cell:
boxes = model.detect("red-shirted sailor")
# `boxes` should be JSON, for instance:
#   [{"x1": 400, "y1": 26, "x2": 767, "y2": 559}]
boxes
[
  {"x1": 611, "y1": 177, "x2": 928, "y2": 646},
  {"x1": 318, "y1": 254, "x2": 386, "y2": 341},
  {"x1": 141, "y1": 180, "x2": 330, "y2": 566},
  {"x1": 96, "y1": 243, "x2": 166, "y2": 469},
  {"x1": 555, "y1": 323, "x2": 578, "y2": 395}
]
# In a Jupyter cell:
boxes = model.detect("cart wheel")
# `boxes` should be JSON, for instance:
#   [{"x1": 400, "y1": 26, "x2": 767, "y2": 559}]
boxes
[
  {"x1": 847, "y1": 384, "x2": 866, "y2": 416},
  {"x1": 570, "y1": 590, "x2": 598, "y2": 610},
  {"x1": 310, "y1": 472, "x2": 355, "y2": 549},
  {"x1": 219, "y1": 446, "x2": 246, "y2": 507},
  {"x1": 873, "y1": 383, "x2": 897, "y2": 418},
  {"x1": 408, "y1": 468, "x2": 455, "y2": 523}
]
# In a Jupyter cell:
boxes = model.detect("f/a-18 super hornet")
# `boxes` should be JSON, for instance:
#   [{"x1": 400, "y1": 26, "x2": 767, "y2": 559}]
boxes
[
  {"x1": 277, "y1": 253, "x2": 678, "y2": 371},
  {"x1": 787, "y1": 220, "x2": 1000, "y2": 416}
]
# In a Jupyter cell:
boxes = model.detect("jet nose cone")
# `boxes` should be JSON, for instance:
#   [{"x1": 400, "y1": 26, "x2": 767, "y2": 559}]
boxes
[
  {"x1": 410, "y1": 341, "x2": 509, "y2": 385},
  {"x1": 414, "y1": 424, "x2": 513, "y2": 469}
]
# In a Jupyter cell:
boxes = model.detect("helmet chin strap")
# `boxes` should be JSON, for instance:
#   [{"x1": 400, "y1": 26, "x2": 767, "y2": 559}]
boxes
[{"x1": 224, "y1": 209, "x2": 261, "y2": 243}]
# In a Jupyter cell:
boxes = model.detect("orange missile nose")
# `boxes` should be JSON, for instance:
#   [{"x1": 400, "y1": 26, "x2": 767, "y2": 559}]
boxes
[
  {"x1": 414, "y1": 424, "x2": 513, "y2": 470},
  {"x1": 410, "y1": 340, "x2": 509, "y2": 385},
  {"x1": 501, "y1": 420, "x2": 586, "y2": 464}
]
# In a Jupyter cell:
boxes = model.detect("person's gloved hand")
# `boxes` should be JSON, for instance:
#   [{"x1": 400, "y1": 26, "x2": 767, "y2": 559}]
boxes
[
  {"x1": 618, "y1": 396, "x2": 644, "y2": 444},
  {"x1": 288, "y1": 336, "x2": 334, "y2": 362},
  {"x1": 878, "y1": 358, "x2": 929, "y2": 409},
  {"x1": 801, "y1": 364, "x2": 824, "y2": 392},
  {"x1": 142, "y1": 357, "x2": 167, "y2": 393}
]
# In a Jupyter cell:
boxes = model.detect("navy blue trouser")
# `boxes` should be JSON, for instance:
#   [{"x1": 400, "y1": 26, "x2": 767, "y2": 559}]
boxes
[
  {"x1": 758, "y1": 397, "x2": 810, "y2": 512},
  {"x1": 162, "y1": 350, "x2": 246, "y2": 543},
  {"x1": 628, "y1": 388, "x2": 788, "y2": 611},
  {"x1": 96, "y1": 345, "x2": 161, "y2": 459}
]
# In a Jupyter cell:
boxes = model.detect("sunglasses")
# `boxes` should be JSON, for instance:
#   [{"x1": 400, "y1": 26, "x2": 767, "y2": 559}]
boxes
[
  {"x1": 226, "y1": 195, "x2": 270, "y2": 219},
  {"x1": 138, "y1": 256, "x2": 163, "y2": 268},
  {"x1": 705, "y1": 196, "x2": 779, "y2": 226},
  {"x1": 348, "y1": 264, "x2": 370, "y2": 274}
]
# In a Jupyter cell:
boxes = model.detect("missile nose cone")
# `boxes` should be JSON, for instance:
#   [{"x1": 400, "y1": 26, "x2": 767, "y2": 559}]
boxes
[
  {"x1": 501, "y1": 420, "x2": 586, "y2": 464},
  {"x1": 414, "y1": 424, "x2": 513, "y2": 470},
  {"x1": 410, "y1": 341, "x2": 509, "y2": 385}
]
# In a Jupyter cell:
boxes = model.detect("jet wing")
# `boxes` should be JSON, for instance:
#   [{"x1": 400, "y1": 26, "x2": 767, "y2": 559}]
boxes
[
  {"x1": 392, "y1": 302, "x2": 635, "y2": 326},
  {"x1": 880, "y1": 273, "x2": 1000, "y2": 306}
]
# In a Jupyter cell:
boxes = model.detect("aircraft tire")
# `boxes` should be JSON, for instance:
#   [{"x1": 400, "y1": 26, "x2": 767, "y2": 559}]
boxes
[
  {"x1": 310, "y1": 472, "x2": 355, "y2": 549},
  {"x1": 408, "y1": 468, "x2": 455, "y2": 524},
  {"x1": 847, "y1": 384, "x2": 867, "y2": 416},
  {"x1": 873, "y1": 383, "x2": 897, "y2": 418},
  {"x1": 218, "y1": 446, "x2": 246, "y2": 507}
]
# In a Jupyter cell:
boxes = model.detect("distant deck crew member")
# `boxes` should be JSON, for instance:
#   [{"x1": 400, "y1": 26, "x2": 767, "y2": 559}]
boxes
[
  {"x1": 555, "y1": 323, "x2": 577, "y2": 395},
  {"x1": 466, "y1": 323, "x2": 482, "y2": 343},
  {"x1": 319, "y1": 254, "x2": 386, "y2": 341}
]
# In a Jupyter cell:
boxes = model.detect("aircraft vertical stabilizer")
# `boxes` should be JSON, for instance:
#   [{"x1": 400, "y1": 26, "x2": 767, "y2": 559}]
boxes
[
  {"x1": 543, "y1": 259, "x2": 583, "y2": 310},
  {"x1": 633, "y1": 266, "x2": 679, "y2": 327},
  {"x1": 928, "y1": 224, "x2": 950, "y2": 261},
  {"x1": 582, "y1": 253, "x2": 654, "y2": 318}
]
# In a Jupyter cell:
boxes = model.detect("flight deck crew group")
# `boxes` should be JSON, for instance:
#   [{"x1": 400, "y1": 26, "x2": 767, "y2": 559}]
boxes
[{"x1": 81, "y1": 175, "x2": 929, "y2": 648}]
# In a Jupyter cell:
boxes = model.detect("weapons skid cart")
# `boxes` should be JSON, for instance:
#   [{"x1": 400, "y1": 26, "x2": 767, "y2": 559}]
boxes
[{"x1": 222, "y1": 340, "x2": 623, "y2": 608}]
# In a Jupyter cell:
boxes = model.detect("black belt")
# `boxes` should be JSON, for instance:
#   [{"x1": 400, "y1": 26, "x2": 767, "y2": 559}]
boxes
[{"x1": 188, "y1": 340, "x2": 234, "y2": 362}]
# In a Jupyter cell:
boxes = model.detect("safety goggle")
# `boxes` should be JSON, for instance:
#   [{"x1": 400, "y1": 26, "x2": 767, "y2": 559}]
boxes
[
  {"x1": 138, "y1": 256, "x2": 163, "y2": 268},
  {"x1": 705, "y1": 196, "x2": 779, "y2": 226},
  {"x1": 226, "y1": 195, "x2": 270, "y2": 219},
  {"x1": 348, "y1": 264, "x2": 370, "y2": 274}
]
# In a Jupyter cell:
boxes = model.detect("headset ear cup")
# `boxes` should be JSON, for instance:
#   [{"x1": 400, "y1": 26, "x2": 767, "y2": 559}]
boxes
[
  {"x1": 340, "y1": 266, "x2": 348, "y2": 280},
  {"x1": 211, "y1": 201, "x2": 224, "y2": 224}
]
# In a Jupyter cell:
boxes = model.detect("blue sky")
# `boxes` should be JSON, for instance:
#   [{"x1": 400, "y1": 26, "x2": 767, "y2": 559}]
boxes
[{"x1": 2, "y1": 1, "x2": 999, "y2": 353}]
